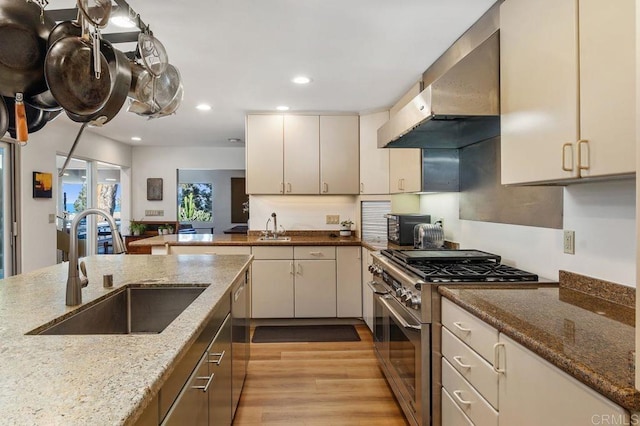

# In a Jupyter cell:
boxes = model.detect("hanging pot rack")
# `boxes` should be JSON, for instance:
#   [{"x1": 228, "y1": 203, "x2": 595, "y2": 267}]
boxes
[{"x1": 44, "y1": 0, "x2": 151, "y2": 50}]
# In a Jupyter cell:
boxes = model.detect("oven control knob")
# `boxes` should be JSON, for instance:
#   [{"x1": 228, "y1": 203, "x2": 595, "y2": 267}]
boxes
[
  {"x1": 402, "y1": 290, "x2": 413, "y2": 303},
  {"x1": 396, "y1": 288, "x2": 405, "y2": 297},
  {"x1": 411, "y1": 295, "x2": 421, "y2": 309}
]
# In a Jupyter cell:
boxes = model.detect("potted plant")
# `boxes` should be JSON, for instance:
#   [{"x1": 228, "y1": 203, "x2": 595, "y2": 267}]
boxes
[
  {"x1": 130, "y1": 221, "x2": 146, "y2": 236},
  {"x1": 158, "y1": 225, "x2": 166, "y2": 235},
  {"x1": 339, "y1": 219, "x2": 354, "y2": 237}
]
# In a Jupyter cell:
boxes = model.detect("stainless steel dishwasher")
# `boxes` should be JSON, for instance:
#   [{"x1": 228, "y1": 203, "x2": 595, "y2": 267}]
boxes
[{"x1": 231, "y1": 269, "x2": 251, "y2": 417}]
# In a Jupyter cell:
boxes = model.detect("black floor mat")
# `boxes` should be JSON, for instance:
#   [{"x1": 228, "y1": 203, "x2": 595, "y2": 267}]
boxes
[{"x1": 251, "y1": 324, "x2": 361, "y2": 343}]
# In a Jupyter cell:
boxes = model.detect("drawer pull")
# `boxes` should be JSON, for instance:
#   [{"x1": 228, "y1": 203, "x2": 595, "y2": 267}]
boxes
[
  {"x1": 209, "y1": 350, "x2": 226, "y2": 366},
  {"x1": 309, "y1": 251, "x2": 323, "y2": 257},
  {"x1": 193, "y1": 374, "x2": 215, "y2": 392},
  {"x1": 452, "y1": 322, "x2": 471, "y2": 333},
  {"x1": 493, "y1": 342, "x2": 506, "y2": 374},
  {"x1": 452, "y1": 390, "x2": 472, "y2": 406},
  {"x1": 452, "y1": 356, "x2": 472, "y2": 369}
]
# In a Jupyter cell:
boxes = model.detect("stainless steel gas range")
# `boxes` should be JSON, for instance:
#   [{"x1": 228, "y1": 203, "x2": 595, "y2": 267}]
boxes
[{"x1": 368, "y1": 249, "x2": 543, "y2": 426}]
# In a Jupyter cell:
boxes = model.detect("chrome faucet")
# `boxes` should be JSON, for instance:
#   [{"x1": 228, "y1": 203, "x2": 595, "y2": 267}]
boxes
[{"x1": 66, "y1": 208, "x2": 126, "y2": 306}]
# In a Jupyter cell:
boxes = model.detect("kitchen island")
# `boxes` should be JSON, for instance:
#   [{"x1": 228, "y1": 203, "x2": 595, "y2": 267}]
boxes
[
  {"x1": 439, "y1": 271, "x2": 640, "y2": 413},
  {"x1": 0, "y1": 254, "x2": 252, "y2": 425}
]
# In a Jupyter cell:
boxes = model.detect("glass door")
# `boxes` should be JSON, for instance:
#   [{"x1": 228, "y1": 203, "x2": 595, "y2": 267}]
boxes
[{"x1": 0, "y1": 141, "x2": 13, "y2": 277}]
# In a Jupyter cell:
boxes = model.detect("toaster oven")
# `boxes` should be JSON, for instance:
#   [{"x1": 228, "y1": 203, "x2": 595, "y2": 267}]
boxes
[{"x1": 386, "y1": 214, "x2": 431, "y2": 246}]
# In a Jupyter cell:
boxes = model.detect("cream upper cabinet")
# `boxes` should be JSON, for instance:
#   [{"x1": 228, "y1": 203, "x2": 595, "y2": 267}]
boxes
[
  {"x1": 246, "y1": 115, "x2": 284, "y2": 194},
  {"x1": 284, "y1": 115, "x2": 319, "y2": 194},
  {"x1": 359, "y1": 111, "x2": 390, "y2": 194},
  {"x1": 389, "y1": 149, "x2": 422, "y2": 193},
  {"x1": 320, "y1": 115, "x2": 360, "y2": 194},
  {"x1": 246, "y1": 114, "x2": 359, "y2": 194},
  {"x1": 500, "y1": 0, "x2": 635, "y2": 185}
]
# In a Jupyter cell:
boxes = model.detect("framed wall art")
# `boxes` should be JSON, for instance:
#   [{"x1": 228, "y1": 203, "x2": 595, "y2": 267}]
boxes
[
  {"x1": 147, "y1": 178, "x2": 163, "y2": 201},
  {"x1": 33, "y1": 171, "x2": 52, "y2": 199}
]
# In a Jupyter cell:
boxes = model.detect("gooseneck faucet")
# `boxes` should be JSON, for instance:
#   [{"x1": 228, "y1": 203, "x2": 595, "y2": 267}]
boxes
[
  {"x1": 271, "y1": 212, "x2": 277, "y2": 235},
  {"x1": 66, "y1": 208, "x2": 126, "y2": 306}
]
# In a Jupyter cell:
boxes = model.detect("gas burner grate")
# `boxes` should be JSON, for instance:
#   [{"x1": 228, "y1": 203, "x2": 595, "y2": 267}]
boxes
[{"x1": 407, "y1": 262, "x2": 539, "y2": 282}]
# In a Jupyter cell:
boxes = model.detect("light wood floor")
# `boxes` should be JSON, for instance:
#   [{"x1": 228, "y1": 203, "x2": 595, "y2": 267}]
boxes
[{"x1": 233, "y1": 323, "x2": 409, "y2": 426}]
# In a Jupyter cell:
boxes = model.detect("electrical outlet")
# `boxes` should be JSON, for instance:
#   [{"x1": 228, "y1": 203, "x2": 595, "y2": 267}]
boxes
[
  {"x1": 563, "y1": 230, "x2": 575, "y2": 254},
  {"x1": 326, "y1": 215, "x2": 340, "y2": 224}
]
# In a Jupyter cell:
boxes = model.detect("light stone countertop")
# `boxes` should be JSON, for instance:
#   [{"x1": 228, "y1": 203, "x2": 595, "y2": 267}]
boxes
[{"x1": 0, "y1": 254, "x2": 252, "y2": 425}]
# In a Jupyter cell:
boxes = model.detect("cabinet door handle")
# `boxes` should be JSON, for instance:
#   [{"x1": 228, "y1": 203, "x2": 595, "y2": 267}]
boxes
[
  {"x1": 290, "y1": 262, "x2": 294, "y2": 275},
  {"x1": 297, "y1": 263, "x2": 302, "y2": 275},
  {"x1": 322, "y1": 182, "x2": 328, "y2": 193},
  {"x1": 209, "y1": 350, "x2": 226, "y2": 366},
  {"x1": 452, "y1": 321, "x2": 471, "y2": 333},
  {"x1": 280, "y1": 182, "x2": 284, "y2": 194},
  {"x1": 577, "y1": 139, "x2": 590, "y2": 172},
  {"x1": 286, "y1": 182, "x2": 292, "y2": 193},
  {"x1": 452, "y1": 390, "x2": 472, "y2": 406},
  {"x1": 193, "y1": 374, "x2": 215, "y2": 392},
  {"x1": 493, "y1": 342, "x2": 506, "y2": 374},
  {"x1": 452, "y1": 356, "x2": 472, "y2": 369},
  {"x1": 360, "y1": 182, "x2": 364, "y2": 193},
  {"x1": 561, "y1": 142, "x2": 574, "y2": 172},
  {"x1": 234, "y1": 285, "x2": 243, "y2": 301}
]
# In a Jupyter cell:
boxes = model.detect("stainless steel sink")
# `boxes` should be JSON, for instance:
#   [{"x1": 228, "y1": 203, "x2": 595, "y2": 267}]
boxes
[
  {"x1": 28, "y1": 285, "x2": 208, "y2": 335},
  {"x1": 257, "y1": 236, "x2": 291, "y2": 242}
]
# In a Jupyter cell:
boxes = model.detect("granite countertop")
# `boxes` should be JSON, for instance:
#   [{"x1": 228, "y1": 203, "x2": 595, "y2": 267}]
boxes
[
  {"x1": 0, "y1": 254, "x2": 252, "y2": 425},
  {"x1": 439, "y1": 277, "x2": 640, "y2": 411},
  {"x1": 130, "y1": 232, "x2": 362, "y2": 247}
]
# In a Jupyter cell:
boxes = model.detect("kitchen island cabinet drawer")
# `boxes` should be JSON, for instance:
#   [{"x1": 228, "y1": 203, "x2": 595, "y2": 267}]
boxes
[
  {"x1": 442, "y1": 358, "x2": 498, "y2": 426},
  {"x1": 294, "y1": 246, "x2": 335, "y2": 260},
  {"x1": 442, "y1": 326, "x2": 498, "y2": 409},
  {"x1": 442, "y1": 298, "x2": 498, "y2": 362}
]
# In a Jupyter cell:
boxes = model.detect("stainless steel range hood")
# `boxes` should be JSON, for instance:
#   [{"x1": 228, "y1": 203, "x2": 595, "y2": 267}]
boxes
[{"x1": 378, "y1": 3, "x2": 500, "y2": 149}]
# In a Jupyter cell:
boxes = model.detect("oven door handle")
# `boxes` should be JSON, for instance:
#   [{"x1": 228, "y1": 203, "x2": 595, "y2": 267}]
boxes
[
  {"x1": 367, "y1": 281, "x2": 389, "y2": 295},
  {"x1": 379, "y1": 296, "x2": 422, "y2": 331}
]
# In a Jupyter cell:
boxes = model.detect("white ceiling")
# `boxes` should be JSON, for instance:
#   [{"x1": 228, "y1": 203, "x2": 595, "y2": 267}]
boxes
[{"x1": 47, "y1": 0, "x2": 496, "y2": 147}]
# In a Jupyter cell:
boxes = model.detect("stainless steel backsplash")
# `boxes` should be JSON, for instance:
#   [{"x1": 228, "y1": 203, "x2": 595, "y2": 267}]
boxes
[{"x1": 459, "y1": 137, "x2": 563, "y2": 228}]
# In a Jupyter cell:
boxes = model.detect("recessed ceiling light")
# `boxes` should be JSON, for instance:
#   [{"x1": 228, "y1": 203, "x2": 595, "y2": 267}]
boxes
[
  {"x1": 292, "y1": 76, "x2": 312, "y2": 85},
  {"x1": 276, "y1": 106, "x2": 290, "y2": 111},
  {"x1": 110, "y1": 15, "x2": 136, "y2": 28},
  {"x1": 196, "y1": 104, "x2": 212, "y2": 111},
  {"x1": 131, "y1": 136, "x2": 142, "y2": 142},
  {"x1": 228, "y1": 138, "x2": 242, "y2": 143}
]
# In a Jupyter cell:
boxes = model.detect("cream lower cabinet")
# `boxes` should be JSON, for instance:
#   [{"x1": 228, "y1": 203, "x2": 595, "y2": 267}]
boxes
[
  {"x1": 361, "y1": 247, "x2": 374, "y2": 331},
  {"x1": 497, "y1": 334, "x2": 628, "y2": 426},
  {"x1": 389, "y1": 149, "x2": 421, "y2": 193},
  {"x1": 336, "y1": 246, "x2": 362, "y2": 318},
  {"x1": 251, "y1": 246, "x2": 295, "y2": 318},
  {"x1": 293, "y1": 246, "x2": 336, "y2": 318},
  {"x1": 441, "y1": 298, "x2": 629, "y2": 425},
  {"x1": 500, "y1": 0, "x2": 635, "y2": 184}
]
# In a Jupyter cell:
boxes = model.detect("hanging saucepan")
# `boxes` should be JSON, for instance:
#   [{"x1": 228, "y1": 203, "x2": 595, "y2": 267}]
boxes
[
  {"x1": 45, "y1": 35, "x2": 112, "y2": 117},
  {"x1": 0, "y1": 0, "x2": 55, "y2": 98},
  {"x1": 128, "y1": 63, "x2": 183, "y2": 118},
  {"x1": 3, "y1": 96, "x2": 62, "y2": 138},
  {"x1": 57, "y1": 40, "x2": 132, "y2": 125},
  {"x1": 0, "y1": 96, "x2": 8, "y2": 138}
]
